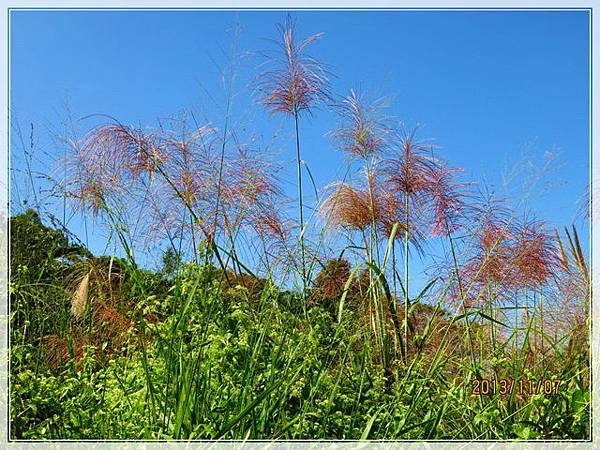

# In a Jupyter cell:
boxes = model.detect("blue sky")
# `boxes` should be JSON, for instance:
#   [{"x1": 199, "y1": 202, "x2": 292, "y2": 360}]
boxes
[{"x1": 9, "y1": 10, "x2": 590, "y2": 276}]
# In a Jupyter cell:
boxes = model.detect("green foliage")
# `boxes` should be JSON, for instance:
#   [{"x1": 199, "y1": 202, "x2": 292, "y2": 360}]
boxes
[
  {"x1": 10, "y1": 210, "x2": 92, "y2": 351},
  {"x1": 10, "y1": 209, "x2": 91, "y2": 283},
  {"x1": 8, "y1": 211, "x2": 590, "y2": 441},
  {"x1": 160, "y1": 247, "x2": 181, "y2": 278}
]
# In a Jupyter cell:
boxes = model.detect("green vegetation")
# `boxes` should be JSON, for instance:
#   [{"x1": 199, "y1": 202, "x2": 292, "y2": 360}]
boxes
[{"x1": 9, "y1": 210, "x2": 590, "y2": 440}]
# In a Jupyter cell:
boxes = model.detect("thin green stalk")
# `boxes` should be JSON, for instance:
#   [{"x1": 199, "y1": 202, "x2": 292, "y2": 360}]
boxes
[
  {"x1": 514, "y1": 293, "x2": 519, "y2": 364},
  {"x1": 540, "y1": 288, "x2": 545, "y2": 371},
  {"x1": 444, "y1": 218, "x2": 477, "y2": 373},
  {"x1": 392, "y1": 241, "x2": 398, "y2": 296},
  {"x1": 190, "y1": 213, "x2": 198, "y2": 264},
  {"x1": 532, "y1": 289, "x2": 536, "y2": 370},
  {"x1": 293, "y1": 107, "x2": 307, "y2": 297},
  {"x1": 488, "y1": 284, "x2": 496, "y2": 354},
  {"x1": 212, "y1": 30, "x2": 240, "y2": 276},
  {"x1": 366, "y1": 161, "x2": 387, "y2": 365},
  {"x1": 404, "y1": 194, "x2": 409, "y2": 356}
]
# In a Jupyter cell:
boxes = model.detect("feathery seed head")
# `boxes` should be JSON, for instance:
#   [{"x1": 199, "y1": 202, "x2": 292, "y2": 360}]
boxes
[
  {"x1": 320, "y1": 183, "x2": 374, "y2": 231},
  {"x1": 511, "y1": 219, "x2": 558, "y2": 288},
  {"x1": 330, "y1": 90, "x2": 389, "y2": 158},
  {"x1": 383, "y1": 127, "x2": 438, "y2": 197},
  {"x1": 259, "y1": 15, "x2": 329, "y2": 116},
  {"x1": 428, "y1": 164, "x2": 470, "y2": 237}
]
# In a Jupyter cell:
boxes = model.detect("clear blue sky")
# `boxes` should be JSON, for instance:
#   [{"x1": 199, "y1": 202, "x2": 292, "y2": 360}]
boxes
[{"x1": 9, "y1": 10, "x2": 590, "y2": 272}]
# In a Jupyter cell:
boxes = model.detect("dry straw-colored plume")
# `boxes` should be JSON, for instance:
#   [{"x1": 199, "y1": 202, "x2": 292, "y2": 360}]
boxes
[{"x1": 71, "y1": 270, "x2": 91, "y2": 319}]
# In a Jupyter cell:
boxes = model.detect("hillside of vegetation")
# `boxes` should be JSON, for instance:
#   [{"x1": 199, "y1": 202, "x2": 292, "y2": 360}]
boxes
[{"x1": 9, "y1": 209, "x2": 589, "y2": 440}]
